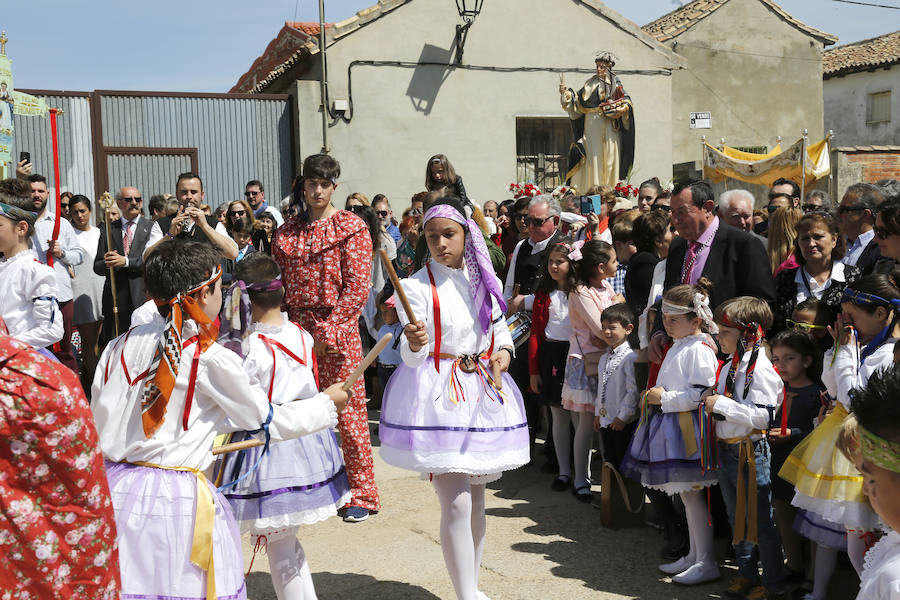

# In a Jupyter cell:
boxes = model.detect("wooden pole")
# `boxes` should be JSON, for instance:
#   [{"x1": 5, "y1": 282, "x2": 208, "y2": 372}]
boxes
[
  {"x1": 379, "y1": 248, "x2": 417, "y2": 324},
  {"x1": 98, "y1": 192, "x2": 120, "y2": 337},
  {"x1": 212, "y1": 333, "x2": 394, "y2": 456}
]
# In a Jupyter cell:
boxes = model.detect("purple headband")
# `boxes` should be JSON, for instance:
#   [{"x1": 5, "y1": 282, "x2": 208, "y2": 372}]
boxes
[
  {"x1": 218, "y1": 276, "x2": 283, "y2": 356},
  {"x1": 424, "y1": 204, "x2": 506, "y2": 332}
]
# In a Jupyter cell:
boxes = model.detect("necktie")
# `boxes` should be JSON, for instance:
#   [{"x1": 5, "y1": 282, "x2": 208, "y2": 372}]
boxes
[
  {"x1": 681, "y1": 241, "x2": 702, "y2": 284},
  {"x1": 123, "y1": 221, "x2": 134, "y2": 256}
]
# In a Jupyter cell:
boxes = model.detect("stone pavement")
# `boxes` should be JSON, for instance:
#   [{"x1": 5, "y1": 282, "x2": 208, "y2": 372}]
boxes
[{"x1": 242, "y1": 412, "x2": 860, "y2": 599}]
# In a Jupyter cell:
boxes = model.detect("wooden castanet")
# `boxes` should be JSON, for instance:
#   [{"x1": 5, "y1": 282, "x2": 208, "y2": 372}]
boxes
[{"x1": 211, "y1": 333, "x2": 394, "y2": 456}]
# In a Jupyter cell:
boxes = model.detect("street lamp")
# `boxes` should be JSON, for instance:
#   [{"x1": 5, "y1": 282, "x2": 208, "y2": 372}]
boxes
[{"x1": 454, "y1": 0, "x2": 485, "y2": 66}]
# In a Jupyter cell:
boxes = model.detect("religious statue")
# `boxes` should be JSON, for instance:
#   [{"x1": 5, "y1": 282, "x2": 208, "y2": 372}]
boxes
[{"x1": 560, "y1": 52, "x2": 635, "y2": 190}]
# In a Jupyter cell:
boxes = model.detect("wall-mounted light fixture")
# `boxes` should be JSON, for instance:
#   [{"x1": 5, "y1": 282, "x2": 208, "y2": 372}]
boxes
[{"x1": 454, "y1": 0, "x2": 485, "y2": 66}]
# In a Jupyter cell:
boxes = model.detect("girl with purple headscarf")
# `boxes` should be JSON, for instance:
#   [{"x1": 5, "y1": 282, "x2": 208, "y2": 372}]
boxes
[{"x1": 378, "y1": 197, "x2": 529, "y2": 600}]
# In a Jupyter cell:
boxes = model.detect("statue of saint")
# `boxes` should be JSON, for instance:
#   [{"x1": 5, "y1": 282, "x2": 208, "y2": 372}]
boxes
[{"x1": 560, "y1": 52, "x2": 635, "y2": 190}]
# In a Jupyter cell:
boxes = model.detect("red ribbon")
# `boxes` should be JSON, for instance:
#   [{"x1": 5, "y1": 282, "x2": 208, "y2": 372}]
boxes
[{"x1": 47, "y1": 108, "x2": 62, "y2": 268}]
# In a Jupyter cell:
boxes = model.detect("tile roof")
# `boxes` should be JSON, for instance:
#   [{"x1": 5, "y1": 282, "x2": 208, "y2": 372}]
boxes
[
  {"x1": 824, "y1": 30, "x2": 900, "y2": 77},
  {"x1": 230, "y1": 22, "x2": 331, "y2": 93},
  {"x1": 643, "y1": 0, "x2": 837, "y2": 45}
]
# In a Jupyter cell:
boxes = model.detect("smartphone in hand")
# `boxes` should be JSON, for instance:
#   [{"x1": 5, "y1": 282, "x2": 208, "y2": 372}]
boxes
[{"x1": 579, "y1": 194, "x2": 604, "y2": 215}]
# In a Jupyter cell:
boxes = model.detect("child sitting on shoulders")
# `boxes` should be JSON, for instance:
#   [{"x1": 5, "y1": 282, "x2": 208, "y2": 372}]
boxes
[
  {"x1": 592, "y1": 303, "x2": 638, "y2": 469},
  {"x1": 704, "y1": 297, "x2": 785, "y2": 600},
  {"x1": 92, "y1": 240, "x2": 348, "y2": 600},
  {"x1": 849, "y1": 363, "x2": 900, "y2": 600},
  {"x1": 0, "y1": 178, "x2": 63, "y2": 351},
  {"x1": 218, "y1": 252, "x2": 351, "y2": 600}
]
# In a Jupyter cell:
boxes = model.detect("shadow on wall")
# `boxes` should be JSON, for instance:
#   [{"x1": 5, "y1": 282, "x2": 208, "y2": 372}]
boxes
[
  {"x1": 246, "y1": 571, "x2": 442, "y2": 599},
  {"x1": 406, "y1": 41, "x2": 455, "y2": 116}
]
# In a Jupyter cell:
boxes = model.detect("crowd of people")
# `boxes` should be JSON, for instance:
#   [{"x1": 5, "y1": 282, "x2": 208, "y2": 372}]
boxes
[{"x1": 1, "y1": 150, "x2": 900, "y2": 600}]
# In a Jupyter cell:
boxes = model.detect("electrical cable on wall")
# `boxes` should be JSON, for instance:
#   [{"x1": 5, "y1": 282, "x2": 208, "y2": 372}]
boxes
[{"x1": 323, "y1": 60, "x2": 673, "y2": 123}]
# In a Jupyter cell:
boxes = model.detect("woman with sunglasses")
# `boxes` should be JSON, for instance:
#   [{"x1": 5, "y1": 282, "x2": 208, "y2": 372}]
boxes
[
  {"x1": 771, "y1": 212, "x2": 862, "y2": 335},
  {"x1": 874, "y1": 199, "x2": 900, "y2": 263},
  {"x1": 224, "y1": 199, "x2": 255, "y2": 231}
]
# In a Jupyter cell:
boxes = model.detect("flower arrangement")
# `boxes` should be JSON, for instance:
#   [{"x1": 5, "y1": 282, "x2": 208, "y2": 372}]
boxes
[
  {"x1": 614, "y1": 181, "x2": 638, "y2": 198},
  {"x1": 550, "y1": 185, "x2": 574, "y2": 199},
  {"x1": 508, "y1": 183, "x2": 541, "y2": 199}
]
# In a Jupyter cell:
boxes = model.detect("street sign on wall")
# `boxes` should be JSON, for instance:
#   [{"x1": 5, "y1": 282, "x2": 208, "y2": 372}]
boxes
[{"x1": 690, "y1": 112, "x2": 712, "y2": 129}]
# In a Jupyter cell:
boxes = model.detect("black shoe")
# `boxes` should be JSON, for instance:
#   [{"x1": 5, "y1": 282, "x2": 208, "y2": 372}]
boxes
[
  {"x1": 551, "y1": 475, "x2": 571, "y2": 491},
  {"x1": 660, "y1": 521, "x2": 689, "y2": 561},
  {"x1": 573, "y1": 485, "x2": 592, "y2": 503}
]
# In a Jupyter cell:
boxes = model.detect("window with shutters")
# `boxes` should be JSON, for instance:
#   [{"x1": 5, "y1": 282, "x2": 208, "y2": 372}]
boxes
[{"x1": 867, "y1": 91, "x2": 891, "y2": 124}]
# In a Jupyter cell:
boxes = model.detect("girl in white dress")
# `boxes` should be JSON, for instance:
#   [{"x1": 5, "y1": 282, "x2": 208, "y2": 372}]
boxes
[{"x1": 379, "y1": 198, "x2": 529, "y2": 600}]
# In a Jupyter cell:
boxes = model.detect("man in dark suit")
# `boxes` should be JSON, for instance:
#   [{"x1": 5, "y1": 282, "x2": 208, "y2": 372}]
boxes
[
  {"x1": 152, "y1": 172, "x2": 238, "y2": 259},
  {"x1": 94, "y1": 186, "x2": 162, "y2": 348},
  {"x1": 838, "y1": 183, "x2": 885, "y2": 275}
]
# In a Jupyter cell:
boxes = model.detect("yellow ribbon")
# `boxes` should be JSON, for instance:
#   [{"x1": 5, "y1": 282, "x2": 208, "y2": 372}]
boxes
[
  {"x1": 131, "y1": 461, "x2": 217, "y2": 600},
  {"x1": 679, "y1": 411, "x2": 699, "y2": 456},
  {"x1": 718, "y1": 434, "x2": 764, "y2": 545}
]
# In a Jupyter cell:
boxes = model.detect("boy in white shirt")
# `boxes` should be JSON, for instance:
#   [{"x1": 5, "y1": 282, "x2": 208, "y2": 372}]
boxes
[
  {"x1": 0, "y1": 178, "x2": 63, "y2": 351},
  {"x1": 91, "y1": 240, "x2": 348, "y2": 600},
  {"x1": 593, "y1": 303, "x2": 638, "y2": 468}
]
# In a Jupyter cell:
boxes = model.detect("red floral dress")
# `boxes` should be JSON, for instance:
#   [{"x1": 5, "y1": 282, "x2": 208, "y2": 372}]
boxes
[
  {"x1": 273, "y1": 210, "x2": 381, "y2": 511},
  {"x1": 0, "y1": 331, "x2": 120, "y2": 599}
]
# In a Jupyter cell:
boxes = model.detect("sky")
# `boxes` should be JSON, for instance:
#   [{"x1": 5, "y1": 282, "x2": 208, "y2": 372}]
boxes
[{"x1": 4, "y1": 0, "x2": 898, "y2": 93}]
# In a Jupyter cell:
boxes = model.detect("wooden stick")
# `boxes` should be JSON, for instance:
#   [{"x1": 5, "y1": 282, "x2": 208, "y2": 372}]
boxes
[
  {"x1": 379, "y1": 248, "x2": 416, "y2": 324},
  {"x1": 211, "y1": 333, "x2": 394, "y2": 456}
]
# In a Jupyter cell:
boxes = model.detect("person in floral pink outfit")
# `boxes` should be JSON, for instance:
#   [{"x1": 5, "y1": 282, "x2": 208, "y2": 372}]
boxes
[
  {"x1": 0, "y1": 317, "x2": 120, "y2": 598},
  {"x1": 273, "y1": 154, "x2": 381, "y2": 521}
]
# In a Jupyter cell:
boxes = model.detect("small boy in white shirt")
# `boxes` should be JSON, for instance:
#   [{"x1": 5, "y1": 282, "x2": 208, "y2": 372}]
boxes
[
  {"x1": 593, "y1": 303, "x2": 638, "y2": 468},
  {"x1": 0, "y1": 178, "x2": 63, "y2": 351}
]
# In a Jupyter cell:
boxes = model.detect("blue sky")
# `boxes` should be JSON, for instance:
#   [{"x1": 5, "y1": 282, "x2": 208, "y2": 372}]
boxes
[{"x1": 4, "y1": 0, "x2": 898, "y2": 92}]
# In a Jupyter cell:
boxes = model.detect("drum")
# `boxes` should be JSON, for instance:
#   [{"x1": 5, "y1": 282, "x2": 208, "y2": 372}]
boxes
[{"x1": 506, "y1": 312, "x2": 531, "y2": 349}]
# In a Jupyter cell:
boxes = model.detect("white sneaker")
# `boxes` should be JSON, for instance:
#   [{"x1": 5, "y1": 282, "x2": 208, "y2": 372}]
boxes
[
  {"x1": 658, "y1": 554, "x2": 694, "y2": 575},
  {"x1": 672, "y1": 561, "x2": 720, "y2": 585}
]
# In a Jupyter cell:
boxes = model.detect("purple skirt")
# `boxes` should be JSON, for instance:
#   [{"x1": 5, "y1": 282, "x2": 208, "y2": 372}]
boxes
[
  {"x1": 379, "y1": 360, "x2": 530, "y2": 476},
  {"x1": 619, "y1": 409, "x2": 718, "y2": 495},
  {"x1": 794, "y1": 509, "x2": 848, "y2": 550},
  {"x1": 105, "y1": 461, "x2": 247, "y2": 600},
  {"x1": 220, "y1": 429, "x2": 350, "y2": 535}
]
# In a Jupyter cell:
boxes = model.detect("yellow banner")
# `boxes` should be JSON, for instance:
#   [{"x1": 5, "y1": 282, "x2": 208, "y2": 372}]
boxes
[{"x1": 703, "y1": 138, "x2": 831, "y2": 186}]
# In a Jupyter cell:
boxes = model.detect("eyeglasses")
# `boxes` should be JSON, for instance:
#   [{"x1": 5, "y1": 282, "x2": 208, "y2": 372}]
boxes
[
  {"x1": 786, "y1": 319, "x2": 826, "y2": 332},
  {"x1": 230, "y1": 210, "x2": 246, "y2": 216},
  {"x1": 766, "y1": 205, "x2": 784, "y2": 214},
  {"x1": 377, "y1": 210, "x2": 389, "y2": 218},
  {"x1": 837, "y1": 204, "x2": 867, "y2": 215},
  {"x1": 122, "y1": 196, "x2": 142, "y2": 203},
  {"x1": 526, "y1": 216, "x2": 553, "y2": 227},
  {"x1": 244, "y1": 191, "x2": 259, "y2": 197},
  {"x1": 514, "y1": 213, "x2": 529, "y2": 222},
  {"x1": 874, "y1": 225, "x2": 895, "y2": 240},
  {"x1": 410, "y1": 208, "x2": 423, "y2": 216},
  {"x1": 801, "y1": 204, "x2": 822, "y2": 212}
]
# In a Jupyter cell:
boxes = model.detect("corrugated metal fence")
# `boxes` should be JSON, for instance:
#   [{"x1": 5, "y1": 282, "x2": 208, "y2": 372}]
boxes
[{"x1": 13, "y1": 90, "x2": 294, "y2": 211}]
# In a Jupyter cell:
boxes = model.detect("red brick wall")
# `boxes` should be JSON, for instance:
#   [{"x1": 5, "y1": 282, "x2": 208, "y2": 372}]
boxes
[{"x1": 844, "y1": 152, "x2": 900, "y2": 182}]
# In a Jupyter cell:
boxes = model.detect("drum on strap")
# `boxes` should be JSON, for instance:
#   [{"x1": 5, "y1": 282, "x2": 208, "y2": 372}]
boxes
[{"x1": 506, "y1": 312, "x2": 531, "y2": 349}]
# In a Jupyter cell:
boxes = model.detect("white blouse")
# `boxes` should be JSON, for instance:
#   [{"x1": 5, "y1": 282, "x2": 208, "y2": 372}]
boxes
[
  {"x1": 91, "y1": 319, "x2": 337, "y2": 471},
  {"x1": 0, "y1": 251, "x2": 63, "y2": 349},
  {"x1": 858, "y1": 530, "x2": 900, "y2": 600},
  {"x1": 710, "y1": 351, "x2": 783, "y2": 441},
  {"x1": 794, "y1": 262, "x2": 846, "y2": 303},
  {"x1": 544, "y1": 289, "x2": 572, "y2": 342},
  {"x1": 243, "y1": 316, "x2": 322, "y2": 406},
  {"x1": 658, "y1": 334, "x2": 718, "y2": 413},
  {"x1": 824, "y1": 337, "x2": 897, "y2": 411},
  {"x1": 396, "y1": 260, "x2": 513, "y2": 367},
  {"x1": 594, "y1": 342, "x2": 638, "y2": 426}
]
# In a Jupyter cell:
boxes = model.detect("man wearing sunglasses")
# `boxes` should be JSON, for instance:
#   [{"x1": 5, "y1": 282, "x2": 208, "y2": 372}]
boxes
[
  {"x1": 755, "y1": 178, "x2": 801, "y2": 237},
  {"x1": 244, "y1": 179, "x2": 283, "y2": 227},
  {"x1": 372, "y1": 194, "x2": 401, "y2": 245},
  {"x1": 838, "y1": 182, "x2": 884, "y2": 272},
  {"x1": 94, "y1": 186, "x2": 161, "y2": 348}
]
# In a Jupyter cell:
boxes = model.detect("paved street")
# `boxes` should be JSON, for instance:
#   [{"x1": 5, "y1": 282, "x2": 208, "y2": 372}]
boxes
[{"x1": 242, "y1": 413, "x2": 733, "y2": 600}]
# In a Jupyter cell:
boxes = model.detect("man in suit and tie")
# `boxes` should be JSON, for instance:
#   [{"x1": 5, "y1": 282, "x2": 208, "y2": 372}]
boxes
[
  {"x1": 650, "y1": 181, "x2": 775, "y2": 360},
  {"x1": 94, "y1": 186, "x2": 162, "y2": 348}
]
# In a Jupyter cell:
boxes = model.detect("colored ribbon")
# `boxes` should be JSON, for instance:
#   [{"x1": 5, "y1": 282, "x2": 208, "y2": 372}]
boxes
[
  {"x1": 679, "y1": 411, "x2": 699, "y2": 457},
  {"x1": 729, "y1": 437, "x2": 759, "y2": 546},
  {"x1": 141, "y1": 266, "x2": 222, "y2": 437}
]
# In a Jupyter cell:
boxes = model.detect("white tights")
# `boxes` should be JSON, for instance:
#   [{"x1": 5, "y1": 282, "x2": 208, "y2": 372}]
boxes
[
  {"x1": 550, "y1": 406, "x2": 572, "y2": 478},
  {"x1": 847, "y1": 529, "x2": 868, "y2": 576},
  {"x1": 681, "y1": 489, "x2": 715, "y2": 565},
  {"x1": 570, "y1": 410, "x2": 595, "y2": 489},
  {"x1": 266, "y1": 529, "x2": 317, "y2": 600},
  {"x1": 432, "y1": 473, "x2": 487, "y2": 600}
]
